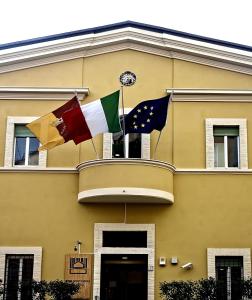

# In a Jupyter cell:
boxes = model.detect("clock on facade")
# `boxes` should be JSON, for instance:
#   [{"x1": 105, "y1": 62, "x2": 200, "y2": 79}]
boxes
[{"x1": 119, "y1": 71, "x2": 136, "y2": 86}]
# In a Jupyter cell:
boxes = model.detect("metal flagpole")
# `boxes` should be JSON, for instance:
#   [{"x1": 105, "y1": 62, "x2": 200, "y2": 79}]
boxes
[
  {"x1": 119, "y1": 71, "x2": 137, "y2": 158},
  {"x1": 152, "y1": 92, "x2": 173, "y2": 160},
  {"x1": 153, "y1": 130, "x2": 163, "y2": 160},
  {"x1": 91, "y1": 138, "x2": 99, "y2": 159},
  {"x1": 120, "y1": 85, "x2": 127, "y2": 158}
]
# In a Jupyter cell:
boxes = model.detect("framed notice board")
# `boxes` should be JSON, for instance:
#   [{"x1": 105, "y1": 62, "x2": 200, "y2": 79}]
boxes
[{"x1": 65, "y1": 254, "x2": 92, "y2": 299}]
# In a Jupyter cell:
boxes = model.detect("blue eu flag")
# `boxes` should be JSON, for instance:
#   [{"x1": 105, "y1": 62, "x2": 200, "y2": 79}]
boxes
[{"x1": 125, "y1": 95, "x2": 170, "y2": 134}]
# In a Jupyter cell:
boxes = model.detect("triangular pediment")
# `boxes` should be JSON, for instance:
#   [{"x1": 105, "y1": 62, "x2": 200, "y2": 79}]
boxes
[{"x1": 0, "y1": 21, "x2": 251, "y2": 75}]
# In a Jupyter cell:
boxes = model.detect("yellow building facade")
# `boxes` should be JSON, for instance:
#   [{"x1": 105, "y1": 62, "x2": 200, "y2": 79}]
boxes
[{"x1": 0, "y1": 22, "x2": 252, "y2": 300}]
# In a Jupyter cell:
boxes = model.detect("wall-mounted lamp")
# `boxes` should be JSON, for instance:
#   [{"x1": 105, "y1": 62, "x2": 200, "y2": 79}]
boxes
[
  {"x1": 74, "y1": 240, "x2": 82, "y2": 253},
  {"x1": 181, "y1": 262, "x2": 193, "y2": 270}
]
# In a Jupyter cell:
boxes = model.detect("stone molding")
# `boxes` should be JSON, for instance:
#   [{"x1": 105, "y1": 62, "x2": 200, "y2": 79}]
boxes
[
  {"x1": 0, "y1": 87, "x2": 89, "y2": 100},
  {"x1": 0, "y1": 246, "x2": 42, "y2": 283},
  {"x1": 0, "y1": 27, "x2": 252, "y2": 75},
  {"x1": 4, "y1": 116, "x2": 47, "y2": 168},
  {"x1": 207, "y1": 248, "x2": 251, "y2": 279},
  {"x1": 93, "y1": 223, "x2": 155, "y2": 300},
  {"x1": 205, "y1": 118, "x2": 248, "y2": 169}
]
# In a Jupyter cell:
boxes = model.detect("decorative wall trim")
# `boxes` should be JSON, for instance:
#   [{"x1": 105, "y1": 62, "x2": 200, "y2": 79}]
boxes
[
  {"x1": 77, "y1": 159, "x2": 176, "y2": 172},
  {"x1": 205, "y1": 118, "x2": 248, "y2": 169},
  {"x1": 0, "y1": 246, "x2": 42, "y2": 283},
  {"x1": 167, "y1": 89, "x2": 252, "y2": 95},
  {"x1": 93, "y1": 223, "x2": 155, "y2": 300},
  {"x1": 207, "y1": 248, "x2": 251, "y2": 279},
  {"x1": 0, "y1": 27, "x2": 252, "y2": 75},
  {"x1": 0, "y1": 87, "x2": 89, "y2": 100},
  {"x1": 4, "y1": 116, "x2": 47, "y2": 168},
  {"x1": 0, "y1": 167, "x2": 77, "y2": 173},
  {"x1": 78, "y1": 187, "x2": 174, "y2": 204}
]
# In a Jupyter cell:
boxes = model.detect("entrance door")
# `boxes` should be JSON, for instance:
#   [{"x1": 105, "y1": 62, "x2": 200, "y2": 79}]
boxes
[{"x1": 100, "y1": 254, "x2": 148, "y2": 300}]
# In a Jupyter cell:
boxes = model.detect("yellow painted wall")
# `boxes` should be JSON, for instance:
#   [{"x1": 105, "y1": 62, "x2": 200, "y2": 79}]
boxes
[
  {"x1": 1, "y1": 172, "x2": 252, "y2": 298},
  {"x1": 0, "y1": 49, "x2": 252, "y2": 299}
]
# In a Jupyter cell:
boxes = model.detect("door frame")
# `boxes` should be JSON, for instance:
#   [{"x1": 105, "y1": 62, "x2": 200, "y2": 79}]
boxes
[{"x1": 93, "y1": 223, "x2": 155, "y2": 300}]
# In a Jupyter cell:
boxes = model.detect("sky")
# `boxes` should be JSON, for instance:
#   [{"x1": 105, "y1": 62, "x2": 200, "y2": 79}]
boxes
[{"x1": 1, "y1": 0, "x2": 252, "y2": 47}]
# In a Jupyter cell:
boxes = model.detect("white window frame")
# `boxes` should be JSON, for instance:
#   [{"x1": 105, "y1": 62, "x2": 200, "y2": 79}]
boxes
[
  {"x1": 205, "y1": 118, "x2": 248, "y2": 169},
  {"x1": 207, "y1": 248, "x2": 251, "y2": 279},
  {"x1": 4, "y1": 117, "x2": 47, "y2": 168},
  {"x1": 208, "y1": 248, "x2": 251, "y2": 300},
  {"x1": 0, "y1": 247, "x2": 42, "y2": 286},
  {"x1": 93, "y1": 223, "x2": 155, "y2": 300},
  {"x1": 103, "y1": 108, "x2": 150, "y2": 159}
]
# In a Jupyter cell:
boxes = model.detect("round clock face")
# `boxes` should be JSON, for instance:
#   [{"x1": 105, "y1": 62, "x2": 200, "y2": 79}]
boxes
[{"x1": 119, "y1": 71, "x2": 136, "y2": 86}]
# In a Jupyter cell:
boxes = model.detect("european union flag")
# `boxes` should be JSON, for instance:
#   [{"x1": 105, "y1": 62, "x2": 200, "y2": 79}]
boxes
[{"x1": 125, "y1": 95, "x2": 170, "y2": 134}]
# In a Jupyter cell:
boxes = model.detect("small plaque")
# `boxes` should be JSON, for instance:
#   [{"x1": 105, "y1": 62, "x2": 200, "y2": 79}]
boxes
[{"x1": 65, "y1": 254, "x2": 92, "y2": 299}]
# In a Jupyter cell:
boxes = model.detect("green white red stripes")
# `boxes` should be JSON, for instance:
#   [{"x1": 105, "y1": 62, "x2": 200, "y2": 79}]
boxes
[{"x1": 62, "y1": 90, "x2": 121, "y2": 144}]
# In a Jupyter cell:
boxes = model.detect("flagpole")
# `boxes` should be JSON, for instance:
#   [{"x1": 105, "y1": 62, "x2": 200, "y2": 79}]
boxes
[
  {"x1": 121, "y1": 85, "x2": 127, "y2": 158},
  {"x1": 91, "y1": 138, "x2": 99, "y2": 159},
  {"x1": 153, "y1": 92, "x2": 173, "y2": 160},
  {"x1": 153, "y1": 130, "x2": 163, "y2": 160}
]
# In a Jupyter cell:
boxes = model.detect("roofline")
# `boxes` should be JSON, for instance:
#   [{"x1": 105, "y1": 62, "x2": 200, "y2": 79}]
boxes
[{"x1": 0, "y1": 20, "x2": 251, "y2": 52}]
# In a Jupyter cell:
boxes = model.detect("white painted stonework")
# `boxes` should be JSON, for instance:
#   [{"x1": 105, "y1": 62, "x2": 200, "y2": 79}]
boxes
[
  {"x1": 205, "y1": 118, "x2": 248, "y2": 169},
  {"x1": 207, "y1": 248, "x2": 251, "y2": 279},
  {"x1": 4, "y1": 116, "x2": 47, "y2": 168},
  {"x1": 93, "y1": 223, "x2": 155, "y2": 300},
  {"x1": 0, "y1": 247, "x2": 42, "y2": 283}
]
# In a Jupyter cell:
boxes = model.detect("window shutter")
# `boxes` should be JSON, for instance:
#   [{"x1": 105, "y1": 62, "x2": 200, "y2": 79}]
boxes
[
  {"x1": 213, "y1": 126, "x2": 239, "y2": 136},
  {"x1": 15, "y1": 125, "x2": 34, "y2": 137}
]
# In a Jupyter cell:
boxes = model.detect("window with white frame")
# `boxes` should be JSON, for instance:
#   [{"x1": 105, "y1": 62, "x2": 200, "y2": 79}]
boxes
[
  {"x1": 207, "y1": 248, "x2": 251, "y2": 300},
  {"x1": 0, "y1": 247, "x2": 42, "y2": 300},
  {"x1": 14, "y1": 125, "x2": 40, "y2": 166},
  {"x1": 205, "y1": 119, "x2": 248, "y2": 169},
  {"x1": 103, "y1": 109, "x2": 150, "y2": 159},
  {"x1": 214, "y1": 126, "x2": 239, "y2": 168},
  {"x1": 4, "y1": 117, "x2": 47, "y2": 168}
]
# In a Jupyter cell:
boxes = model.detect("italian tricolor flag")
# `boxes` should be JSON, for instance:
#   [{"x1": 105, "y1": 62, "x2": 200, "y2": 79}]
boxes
[{"x1": 62, "y1": 90, "x2": 121, "y2": 144}]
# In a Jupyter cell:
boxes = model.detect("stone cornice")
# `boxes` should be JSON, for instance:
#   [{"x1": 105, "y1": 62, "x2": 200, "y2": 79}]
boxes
[
  {"x1": 167, "y1": 89, "x2": 252, "y2": 102},
  {"x1": 1, "y1": 161, "x2": 252, "y2": 174},
  {"x1": 0, "y1": 27, "x2": 251, "y2": 75},
  {"x1": 76, "y1": 159, "x2": 176, "y2": 173},
  {"x1": 0, "y1": 87, "x2": 89, "y2": 100}
]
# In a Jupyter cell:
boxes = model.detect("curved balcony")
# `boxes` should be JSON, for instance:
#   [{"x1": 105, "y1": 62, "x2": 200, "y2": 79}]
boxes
[{"x1": 77, "y1": 159, "x2": 175, "y2": 204}]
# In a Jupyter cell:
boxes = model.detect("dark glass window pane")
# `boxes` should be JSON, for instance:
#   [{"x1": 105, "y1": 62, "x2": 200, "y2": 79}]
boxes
[
  {"x1": 112, "y1": 131, "x2": 124, "y2": 158},
  {"x1": 21, "y1": 258, "x2": 34, "y2": 300},
  {"x1": 28, "y1": 138, "x2": 39, "y2": 165},
  {"x1": 4, "y1": 255, "x2": 34, "y2": 300},
  {"x1": 14, "y1": 137, "x2": 26, "y2": 165},
  {"x1": 128, "y1": 133, "x2": 141, "y2": 158},
  {"x1": 214, "y1": 136, "x2": 224, "y2": 167},
  {"x1": 216, "y1": 257, "x2": 243, "y2": 300},
  {"x1": 103, "y1": 231, "x2": 147, "y2": 247},
  {"x1": 5, "y1": 258, "x2": 20, "y2": 300},
  {"x1": 228, "y1": 136, "x2": 238, "y2": 167}
]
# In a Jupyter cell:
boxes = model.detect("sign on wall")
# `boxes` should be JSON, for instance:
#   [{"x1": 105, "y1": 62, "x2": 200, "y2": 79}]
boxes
[{"x1": 65, "y1": 254, "x2": 92, "y2": 299}]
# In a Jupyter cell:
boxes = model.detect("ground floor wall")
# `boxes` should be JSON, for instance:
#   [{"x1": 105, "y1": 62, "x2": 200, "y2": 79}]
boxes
[{"x1": 0, "y1": 172, "x2": 252, "y2": 299}]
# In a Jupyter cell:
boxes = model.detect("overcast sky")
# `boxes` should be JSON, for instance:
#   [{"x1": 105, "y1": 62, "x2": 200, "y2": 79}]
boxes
[{"x1": 1, "y1": 0, "x2": 251, "y2": 47}]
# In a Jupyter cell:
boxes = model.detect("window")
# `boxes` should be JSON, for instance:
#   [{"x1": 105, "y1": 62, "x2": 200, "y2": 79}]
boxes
[
  {"x1": 0, "y1": 247, "x2": 42, "y2": 300},
  {"x1": 14, "y1": 125, "x2": 40, "y2": 166},
  {"x1": 4, "y1": 117, "x2": 47, "y2": 167},
  {"x1": 103, "y1": 109, "x2": 150, "y2": 159},
  {"x1": 4, "y1": 255, "x2": 34, "y2": 300},
  {"x1": 205, "y1": 119, "x2": 248, "y2": 169},
  {"x1": 215, "y1": 256, "x2": 243, "y2": 300},
  {"x1": 112, "y1": 115, "x2": 142, "y2": 158},
  {"x1": 214, "y1": 126, "x2": 239, "y2": 168},
  {"x1": 207, "y1": 248, "x2": 251, "y2": 300}
]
